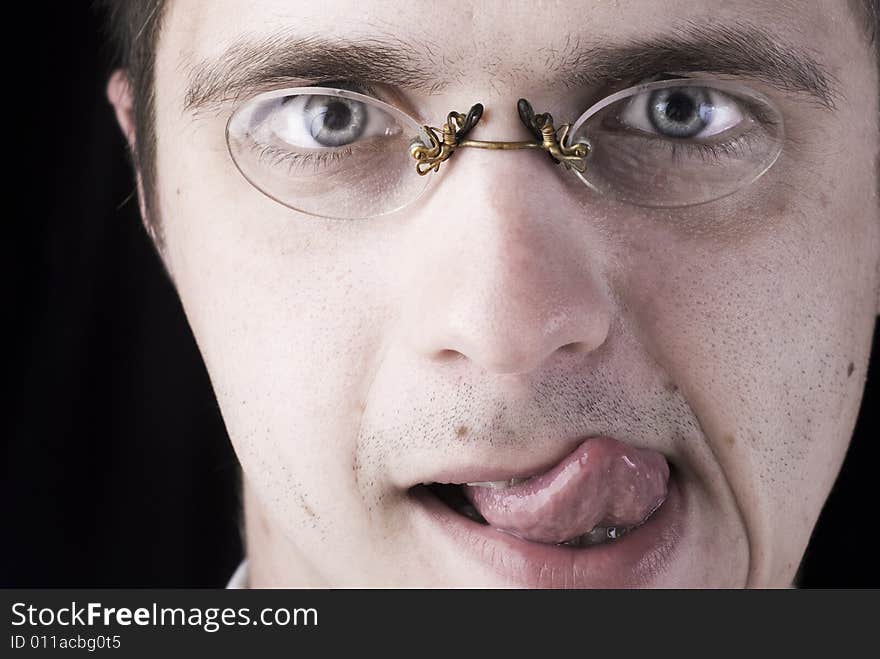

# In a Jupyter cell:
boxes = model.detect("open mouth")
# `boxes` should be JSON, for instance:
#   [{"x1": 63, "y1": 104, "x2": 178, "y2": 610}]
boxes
[
  {"x1": 405, "y1": 435, "x2": 685, "y2": 588},
  {"x1": 418, "y1": 481, "x2": 646, "y2": 547},
  {"x1": 413, "y1": 435, "x2": 670, "y2": 548}
]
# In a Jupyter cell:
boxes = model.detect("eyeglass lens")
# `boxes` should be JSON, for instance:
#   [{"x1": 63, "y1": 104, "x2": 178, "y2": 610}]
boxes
[{"x1": 226, "y1": 80, "x2": 784, "y2": 219}]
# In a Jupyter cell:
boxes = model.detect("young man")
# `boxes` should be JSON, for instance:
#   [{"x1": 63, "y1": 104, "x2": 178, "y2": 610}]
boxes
[{"x1": 102, "y1": 0, "x2": 879, "y2": 587}]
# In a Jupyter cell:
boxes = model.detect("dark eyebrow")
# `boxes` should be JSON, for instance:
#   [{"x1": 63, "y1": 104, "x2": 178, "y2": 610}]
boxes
[
  {"x1": 183, "y1": 20, "x2": 841, "y2": 113},
  {"x1": 553, "y1": 21, "x2": 841, "y2": 110},
  {"x1": 183, "y1": 33, "x2": 442, "y2": 111}
]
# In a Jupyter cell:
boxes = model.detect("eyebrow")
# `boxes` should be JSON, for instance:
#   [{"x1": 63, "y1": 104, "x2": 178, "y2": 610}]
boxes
[{"x1": 183, "y1": 20, "x2": 841, "y2": 113}]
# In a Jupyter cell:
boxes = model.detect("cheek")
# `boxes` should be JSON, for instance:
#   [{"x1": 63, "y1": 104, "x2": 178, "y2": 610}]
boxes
[
  {"x1": 616, "y1": 190, "x2": 876, "y2": 567},
  {"x1": 157, "y1": 155, "x2": 399, "y2": 510}
]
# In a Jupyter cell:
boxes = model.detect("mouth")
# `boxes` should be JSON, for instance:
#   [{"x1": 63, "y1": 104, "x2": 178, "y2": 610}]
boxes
[
  {"x1": 407, "y1": 436, "x2": 686, "y2": 587},
  {"x1": 417, "y1": 482, "x2": 646, "y2": 547}
]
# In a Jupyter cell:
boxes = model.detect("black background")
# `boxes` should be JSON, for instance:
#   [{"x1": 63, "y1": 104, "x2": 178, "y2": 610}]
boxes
[{"x1": 6, "y1": 4, "x2": 878, "y2": 587}]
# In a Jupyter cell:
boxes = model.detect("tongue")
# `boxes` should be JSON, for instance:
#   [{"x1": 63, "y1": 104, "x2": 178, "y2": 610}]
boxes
[{"x1": 462, "y1": 437, "x2": 669, "y2": 544}]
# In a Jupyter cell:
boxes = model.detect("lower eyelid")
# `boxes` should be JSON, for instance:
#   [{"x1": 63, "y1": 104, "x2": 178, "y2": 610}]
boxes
[{"x1": 251, "y1": 142, "x2": 354, "y2": 174}]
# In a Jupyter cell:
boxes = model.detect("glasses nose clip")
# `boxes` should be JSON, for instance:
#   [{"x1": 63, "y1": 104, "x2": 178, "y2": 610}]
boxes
[{"x1": 409, "y1": 99, "x2": 590, "y2": 176}]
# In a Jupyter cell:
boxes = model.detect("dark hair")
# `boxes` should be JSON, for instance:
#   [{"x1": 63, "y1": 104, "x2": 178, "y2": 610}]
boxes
[
  {"x1": 859, "y1": 0, "x2": 880, "y2": 49},
  {"x1": 95, "y1": 0, "x2": 169, "y2": 244},
  {"x1": 97, "y1": 0, "x2": 879, "y2": 243}
]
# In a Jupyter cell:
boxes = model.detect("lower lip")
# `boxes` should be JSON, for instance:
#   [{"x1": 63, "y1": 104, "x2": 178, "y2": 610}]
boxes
[{"x1": 409, "y1": 472, "x2": 686, "y2": 588}]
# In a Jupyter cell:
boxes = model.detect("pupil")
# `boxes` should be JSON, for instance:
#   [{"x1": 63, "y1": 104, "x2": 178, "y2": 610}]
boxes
[
  {"x1": 646, "y1": 87, "x2": 711, "y2": 138},
  {"x1": 323, "y1": 101, "x2": 352, "y2": 131},
  {"x1": 664, "y1": 92, "x2": 695, "y2": 124}
]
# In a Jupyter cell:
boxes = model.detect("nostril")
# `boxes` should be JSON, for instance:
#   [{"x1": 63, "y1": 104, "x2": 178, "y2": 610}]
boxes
[
  {"x1": 435, "y1": 349, "x2": 465, "y2": 363},
  {"x1": 560, "y1": 341, "x2": 586, "y2": 353}
]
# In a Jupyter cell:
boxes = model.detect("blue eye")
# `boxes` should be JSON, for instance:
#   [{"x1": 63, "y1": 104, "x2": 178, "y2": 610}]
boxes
[
  {"x1": 284, "y1": 94, "x2": 368, "y2": 147},
  {"x1": 256, "y1": 92, "x2": 400, "y2": 150},
  {"x1": 617, "y1": 86, "x2": 744, "y2": 140}
]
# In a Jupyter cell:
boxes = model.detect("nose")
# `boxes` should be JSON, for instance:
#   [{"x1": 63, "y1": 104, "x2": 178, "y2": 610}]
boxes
[{"x1": 398, "y1": 146, "x2": 613, "y2": 376}]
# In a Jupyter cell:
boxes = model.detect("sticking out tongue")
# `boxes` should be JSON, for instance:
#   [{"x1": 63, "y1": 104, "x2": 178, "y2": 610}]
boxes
[{"x1": 462, "y1": 437, "x2": 669, "y2": 544}]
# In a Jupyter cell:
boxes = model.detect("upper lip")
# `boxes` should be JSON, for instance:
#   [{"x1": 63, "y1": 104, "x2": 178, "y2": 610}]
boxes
[
  {"x1": 409, "y1": 433, "x2": 667, "y2": 488},
  {"x1": 416, "y1": 446, "x2": 574, "y2": 487}
]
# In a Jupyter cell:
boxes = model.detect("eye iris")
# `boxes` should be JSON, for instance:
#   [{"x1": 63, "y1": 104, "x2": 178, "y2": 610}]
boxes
[
  {"x1": 647, "y1": 88, "x2": 713, "y2": 138},
  {"x1": 303, "y1": 96, "x2": 367, "y2": 147}
]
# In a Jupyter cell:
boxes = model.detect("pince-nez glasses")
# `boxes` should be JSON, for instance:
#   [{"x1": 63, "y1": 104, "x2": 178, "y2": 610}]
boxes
[{"x1": 226, "y1": 78, "x2": 784, "y2": 220}]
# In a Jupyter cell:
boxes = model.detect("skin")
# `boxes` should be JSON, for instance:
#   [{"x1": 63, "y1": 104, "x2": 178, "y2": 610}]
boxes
[{"x1": 109, "y1": 0, "x2": 879, "y2": 587}]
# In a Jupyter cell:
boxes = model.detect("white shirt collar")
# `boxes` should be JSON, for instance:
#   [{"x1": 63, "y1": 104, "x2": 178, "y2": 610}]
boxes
[{"x1": 226, "y1": 560, "x2": 249, "y2": 589}]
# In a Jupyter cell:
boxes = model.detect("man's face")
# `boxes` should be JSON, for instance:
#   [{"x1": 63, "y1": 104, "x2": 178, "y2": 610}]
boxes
[{"x1": 144, "y1": 0, "x2": 878, "y2": 586}]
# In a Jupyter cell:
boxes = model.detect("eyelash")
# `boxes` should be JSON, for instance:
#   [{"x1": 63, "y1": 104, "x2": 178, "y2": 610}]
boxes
[
  {"x1": 625, "y1": 110, "x2": 773, "y2": 158},
  {"x1": 650, "y1": 130, "x2": 762, "y2": 163},
  {"x1": 253, "y1": 143, "x2": 355, "y2": 174},
  {"x1": 246, "y1": 79, "x2": 383, "y2": 173}
]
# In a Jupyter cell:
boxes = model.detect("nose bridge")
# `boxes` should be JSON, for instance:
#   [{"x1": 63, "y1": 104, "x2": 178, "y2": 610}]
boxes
[{"x1": 398, "y1": 146, "x2": 614, "y2": 376}]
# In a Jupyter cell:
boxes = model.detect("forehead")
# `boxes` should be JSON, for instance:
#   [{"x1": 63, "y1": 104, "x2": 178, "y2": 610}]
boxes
[{"x1": 163, "y1": 0, "x2": 858, "y2": 86}]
